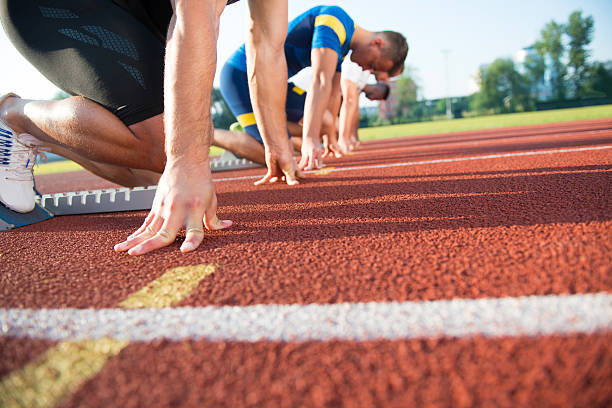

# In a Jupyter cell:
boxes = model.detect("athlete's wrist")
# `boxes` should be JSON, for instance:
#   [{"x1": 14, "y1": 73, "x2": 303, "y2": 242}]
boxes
[
  {"x1": 164, "y1": 153, "x2": 212, "y2": 179},
  {"x1": 164, "y1": 118, "x2": 213, "y2": 159},
  {"x1": 165, "y1": 137, "x2": 211, "y2": 165},
  {"x1": 264, "y1": 139, "x2": 292, "y2": 156}
]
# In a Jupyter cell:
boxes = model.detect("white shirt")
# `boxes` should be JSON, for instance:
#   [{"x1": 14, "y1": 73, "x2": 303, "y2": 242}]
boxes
[
  {"x1": 288, "y1": 67, "x2": 313, "y2": 92},
  {"x1": 287, "y1": 52, "x2": 371, "y2": 93},
  {"x1": 340, "y1": 53, "x2": 371, "y2": 91}
]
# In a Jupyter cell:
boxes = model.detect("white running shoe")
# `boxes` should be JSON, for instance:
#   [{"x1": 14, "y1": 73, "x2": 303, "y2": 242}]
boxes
[{"x1": 0, "y1": 93, "x2": 44, "y2": 213}]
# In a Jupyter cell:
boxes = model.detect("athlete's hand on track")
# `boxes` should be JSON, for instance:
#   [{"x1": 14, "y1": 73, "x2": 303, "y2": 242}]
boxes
[
  {"x1": 323, "y1": 137, "x2": 343, "y2": 159},
  {"x1": 255, "y1": 146, "x2": 303, "y2": 186},
  {"x1": 337, "y1": 137, "x2": 355, "y2": 155},
  {"x1": 299, "y1": 137, "x2": 324, "y2": 170},
  {"x1": 114, "y1": 159, "x2": 232, "y2": 255}
]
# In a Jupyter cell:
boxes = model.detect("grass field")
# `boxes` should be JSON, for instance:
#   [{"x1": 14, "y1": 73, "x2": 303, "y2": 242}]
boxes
[
  {"x1": 34, "y1": 105, "x2": 611, "y2": 176},
  {"x1": 358, "y1": 104, "x2": 612, "y2": 141}
]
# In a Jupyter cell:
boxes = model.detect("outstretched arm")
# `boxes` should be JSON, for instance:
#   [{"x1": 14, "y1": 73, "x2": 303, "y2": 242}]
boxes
[
  {"x1": 115, "y1": 0, "x2": 231, "y2": 256},
  {"x1": 246, "y1": 0, "x2": 302, "y2": 186},
  {"x1": 299, "y1": 48, "x2": 339, "y2": 170},
  {"x1": 322, "y1": 73, "x2": 342, "y2": 158}
]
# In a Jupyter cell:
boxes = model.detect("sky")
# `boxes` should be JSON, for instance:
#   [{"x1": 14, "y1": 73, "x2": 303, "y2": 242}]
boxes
[{"x1": 1, "y1": 0, "x2": 611, "y2": 102}]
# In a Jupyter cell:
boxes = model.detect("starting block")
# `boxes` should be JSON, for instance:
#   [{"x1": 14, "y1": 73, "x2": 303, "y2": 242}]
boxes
[
  {"x1": 211, "y1": 150, "x2": 261, "y2": 171},
  {"x1": 0, "y1": 202, "x2": 53, "y2": 231},
  {"x1": 0, "y1": 153, "x2": 262, "y2": 230},
  {"x1": 38, "y1": 186, "x2": 157, "y2": 216}
]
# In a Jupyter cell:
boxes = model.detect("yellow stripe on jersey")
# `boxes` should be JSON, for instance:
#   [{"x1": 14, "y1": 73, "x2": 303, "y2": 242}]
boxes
[
  {"x1": 237, "y1": 112, "x2": 257, "y2": 128},
  {"x1": 292, "y1": 86, "x2": 305, "y2": 95},
  {"x1": 314, "y1": 15, "x2": 347, "y2": 45}
]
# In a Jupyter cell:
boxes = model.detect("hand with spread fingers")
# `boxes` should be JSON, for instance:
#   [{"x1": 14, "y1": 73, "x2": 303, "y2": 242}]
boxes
[
  {"x1": 323, "y1": 135, "x2": 343, "y2": 159},
  {"x1": 255, "y1": 145, "x2": 303, "y2": 186},
  {"x1": 337, "y1": 137, "x2": 355, "y2": 155},
  {"x1": 299, "y1": 136, "x2": 324, "y2": 170},
  {"x1": 114, "y1": 160, "x2": 232, "y2": 256}
]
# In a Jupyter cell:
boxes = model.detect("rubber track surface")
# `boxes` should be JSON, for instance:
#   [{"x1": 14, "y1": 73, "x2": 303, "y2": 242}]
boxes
[{"x1": 1, "y1": 118, "x2": 611, "y2": 407}]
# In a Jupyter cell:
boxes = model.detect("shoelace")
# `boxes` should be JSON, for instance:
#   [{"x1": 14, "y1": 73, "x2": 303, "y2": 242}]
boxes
[{"x1": 1, "y1": 134, "x2": 48, "y2": 182}]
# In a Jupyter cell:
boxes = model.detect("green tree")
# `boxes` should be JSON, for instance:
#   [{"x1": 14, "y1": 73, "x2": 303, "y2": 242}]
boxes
[
  {"x1": 391, "y1": 66, "x2": 419, "y2": 123},
  {"x1": 359, "y1": 111, "x2": 371, "y2": 128},
  {"x1": 536, "y1": 20, "x2": 567, "y2": 100},
  {"x1": 475, "y1": 58, "x2": 530, "y2": 113},
  {"x1": 584, "y1": 61, "x2": 612, "y2": 97},
  {"x1": 434, "y1": 98, "x2": 447, "y2": 116},
  {"x1": 565, "y1": 10, "x2": 594, "y2": 97},
  {"x1": 469, "y1": 90, "x2": 486, "y2": 114},
  {"x1": 450, "y1": 96, "x2": 470, "y2": 118},
  {"x1": 211, "y1": 87, "x2": 236, "y2": 129},
  {"x1": 523, "y1": 49, "x2": 546, "y2": 100}
]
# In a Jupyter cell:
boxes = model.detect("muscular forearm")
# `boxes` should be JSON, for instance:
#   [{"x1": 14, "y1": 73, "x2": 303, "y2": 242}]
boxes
[
  {"x1": 351, "y1": 102, "x2": 361, "y2": 138},
  {"x1": 298, "y1": 47, "x2": 338, "y2": 169},
  {"x1": 164, "y1": 0, "x2": 222, "y2": 162},
  {"x1": 339, "y1": 81, "x2": 359, "y2": 141},
  {"x1": 246, "y1": 0, "x2": 289, "y2": 153},
  {"x1": 328, "y1": 76, "x2": 342, "y2": 118},
  {"x1": 350, "y1": 99, "x2": 360, "y2": 137},
  {"x1": 303, "y1": 77, "x2": 333, "y2": 144}
]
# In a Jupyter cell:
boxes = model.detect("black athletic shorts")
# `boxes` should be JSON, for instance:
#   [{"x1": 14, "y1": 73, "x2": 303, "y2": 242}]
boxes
[{"x1": 0, "y1": 0, "x2": 240, "y2": 126}]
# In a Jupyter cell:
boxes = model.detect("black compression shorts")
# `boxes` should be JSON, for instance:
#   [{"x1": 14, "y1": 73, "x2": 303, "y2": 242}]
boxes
[{"x1": 0, "y1": 0, "x2": 240, "y2": 126}]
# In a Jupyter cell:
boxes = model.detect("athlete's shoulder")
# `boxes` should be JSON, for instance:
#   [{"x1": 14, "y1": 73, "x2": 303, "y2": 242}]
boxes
[
  {"x1": 314, "y1": 5, "x2": 352, "y2": 21},
  {"x1": 311, "y1": 5, "x2": 354, "y2": 35}
]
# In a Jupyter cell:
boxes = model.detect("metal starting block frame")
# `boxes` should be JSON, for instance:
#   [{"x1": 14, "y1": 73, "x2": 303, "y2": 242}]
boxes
[
  {"x1": 1, "y1": 153, "x2": 262, "y2": 230},
  {"x1": 38, "y1": 185, "x2": 157, "y2": 216},
  {"x1": 211, "y1": 150, "x2": 262, "y2": 172}
]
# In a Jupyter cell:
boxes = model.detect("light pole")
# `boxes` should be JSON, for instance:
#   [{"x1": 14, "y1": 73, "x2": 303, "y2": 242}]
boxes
[{"x1": 441, "y1": 49, "x2": 453, "y2": 119}]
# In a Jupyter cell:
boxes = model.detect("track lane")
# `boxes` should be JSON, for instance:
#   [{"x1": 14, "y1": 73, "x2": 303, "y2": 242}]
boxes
[
  {"x1": 57, "y1": 334, "x2": 612, "y2": 408},
  {"x1": 3, "y1": 146, "x2": 610, "y2": 308},
  {"x1": 1, "y1": 118, "x2": 611, "y2": 407}
]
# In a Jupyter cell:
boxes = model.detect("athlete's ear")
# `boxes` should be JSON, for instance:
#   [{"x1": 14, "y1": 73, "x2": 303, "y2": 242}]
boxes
[{"x1": 371, "y1": 37, "x2": 384, "y2": 49}]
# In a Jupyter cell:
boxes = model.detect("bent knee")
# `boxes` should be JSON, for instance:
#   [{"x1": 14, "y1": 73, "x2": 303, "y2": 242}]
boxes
[{"x1": 128, "y1": 115, "x2": 166, "y2": 170}]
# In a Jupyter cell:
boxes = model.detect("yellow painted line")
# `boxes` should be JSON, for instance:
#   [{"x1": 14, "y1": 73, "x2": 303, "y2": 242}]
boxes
[
  {"x1": 0, "y1": 339, "x2": 128, "y2": 408},
  {"x1": 0, "y1": 264, "x2": 216, "y2": 408},
  {"x1": 313, "y1": 166, "x2": 336, "y2": 175},
  {"x1": 119, "y1": 264, "x2": 216, "y2": 309}
]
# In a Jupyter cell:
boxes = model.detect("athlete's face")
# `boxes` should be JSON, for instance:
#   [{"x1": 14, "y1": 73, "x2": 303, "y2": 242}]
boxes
[
  {"x1": 351, "y1": 38, "x2": 394, "y2": 75},
  {"x1": 364, "y1": 84, "x2": 387, "y2": 101}
]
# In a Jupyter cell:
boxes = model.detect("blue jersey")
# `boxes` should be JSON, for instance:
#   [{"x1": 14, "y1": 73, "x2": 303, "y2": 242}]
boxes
[{"x1": 226, "y1": 5, "x2": 355, "y2": 77}]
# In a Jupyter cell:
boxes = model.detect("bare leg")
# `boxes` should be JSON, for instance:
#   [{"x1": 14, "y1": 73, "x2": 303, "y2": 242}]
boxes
[
  {"x1": 212, "y1": 129, "x2": 266, "y2": 165},
  {"x1": 0, "y1": 95, "x2": 165, "y2": 172},
  {"x1": 290, "y1": 136, "x2": 302, "y2": 153},
  {"x1": 351, "y1": 107, "x2": 361, "y2": 148},
  {"x1": 47, "y1": 143, "x2": 161, "y2": 187},
  {"x1": 287, "y1": 121, "x2": 302, "y2": 138}
]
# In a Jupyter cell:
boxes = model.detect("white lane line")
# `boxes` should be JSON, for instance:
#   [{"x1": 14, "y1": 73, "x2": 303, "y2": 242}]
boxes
[
  {"x1": 2, "y1": 293, "x2": 610, "y2": 342},
  {"x1": 212, "y1": 145, "x2": 612, "y2": 183}
]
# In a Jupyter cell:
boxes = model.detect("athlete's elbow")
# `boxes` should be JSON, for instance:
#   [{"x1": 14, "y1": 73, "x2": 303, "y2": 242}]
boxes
[
  {"x1": 247, "y1": 27, "x2": 285, "y2": 56},
  {"x1": 312, "y1": 72, "x2": 334, "y2": 91}
]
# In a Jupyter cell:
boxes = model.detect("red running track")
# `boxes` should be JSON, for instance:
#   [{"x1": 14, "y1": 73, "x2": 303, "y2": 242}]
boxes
[{"x1": 1, "y1": 118, "x2": 611, "y2": 407}]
